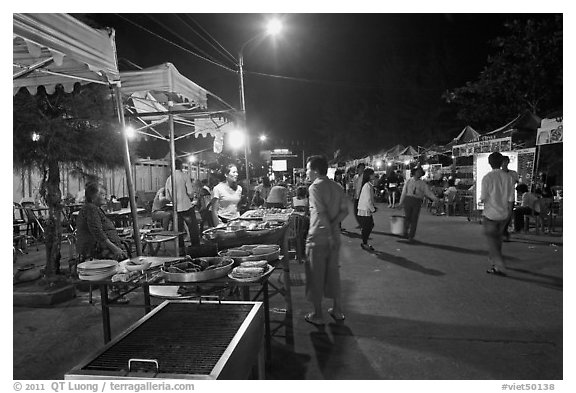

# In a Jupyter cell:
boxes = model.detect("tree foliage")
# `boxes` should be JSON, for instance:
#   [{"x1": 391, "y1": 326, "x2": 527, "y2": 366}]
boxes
[
  {"x1": 13, "y1": 83, "x2": 126, "y2": 276},
  {"x1": 445, "y1": 15, "x2": 562, "y2": 130}
]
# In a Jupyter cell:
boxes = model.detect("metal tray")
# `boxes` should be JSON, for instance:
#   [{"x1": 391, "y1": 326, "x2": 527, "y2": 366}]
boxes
[{"x1": 161, "y1": 257, "x2": 234, "y2": 282}]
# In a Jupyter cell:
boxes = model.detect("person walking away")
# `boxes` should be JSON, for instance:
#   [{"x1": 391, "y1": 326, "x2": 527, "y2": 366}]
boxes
[
  {"x1": 151, "y1": 187, "x2": 172, "y2": 230},
  {"x1": 165, "y1": 159, "x2": 200, "y2": 253},
  {"x1": 304, "y1": 155, "x2": 349, "y2": 326},
  {"x1": 352, "y1": 163, "x2": 366, "y2": 228},
  {"x1": 501, "y1": 155, "x2": 519, "y2": 241},
  {"x1": 210, "y1": 164, "x2": 243, "y2": 225},
  {"x1": 480, "y1": 152, "x2": 515, "y2": 276},
  {"x1": 357, "y1": 168, "x2": 377, "y2": 251},
  {"x1": 398, "y1": 166, "x2": 439, "y2": 243},
  {"x1": 387, "y1": 170, "x2": 402, "y2": 208}
]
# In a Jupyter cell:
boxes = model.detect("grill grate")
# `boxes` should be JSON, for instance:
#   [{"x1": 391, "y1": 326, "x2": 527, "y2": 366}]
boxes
[{"x1": 83, "y1": 303, "x2": 255, "y2": 375}]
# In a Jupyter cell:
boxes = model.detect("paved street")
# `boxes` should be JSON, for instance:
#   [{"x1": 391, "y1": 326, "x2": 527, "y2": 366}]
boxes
[{"x1": 12, "y1": 200, "x2": 563, "y2": 381}]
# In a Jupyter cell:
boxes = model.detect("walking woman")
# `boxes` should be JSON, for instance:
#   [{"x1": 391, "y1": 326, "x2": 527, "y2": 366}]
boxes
[
  {"x1": 398, "y1": 166, "x2": 439, "y2": 243},
  {"x1": 357, "y1": 167, "x2": 377, "y2": 251}
]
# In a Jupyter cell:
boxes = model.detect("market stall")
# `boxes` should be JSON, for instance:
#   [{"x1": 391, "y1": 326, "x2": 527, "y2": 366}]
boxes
[
  {"x1": 119, "y1": 63, "x2": 236, "y2": 255},
  {"x1": 13, "y1": 13, "x2": 143, "y2": 254}
]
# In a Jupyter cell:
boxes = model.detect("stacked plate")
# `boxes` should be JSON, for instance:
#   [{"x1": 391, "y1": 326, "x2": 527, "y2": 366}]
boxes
[{"x1": 77, "y1": 259, "x2": 119, "y2": 281}]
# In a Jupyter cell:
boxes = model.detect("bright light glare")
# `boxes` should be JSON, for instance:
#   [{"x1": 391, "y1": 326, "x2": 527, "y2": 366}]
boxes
[
  {"x1": 31, "y1": 132, "x2": 40, "y2": 142},
  {"x1": 125, "y1": 126, "x2": 136, "y2": 139},
  {"x1": 188, "y1": 155, "x2": 197, "y2": 163},
  {"x1": 404, "y1": 160, "x2": 410, "y2": 166},
  {"x1": 387, "y1": 162, "x2": 392, "y2": 167},
  {"x1": 259, "y1": 135, "x2": 267, "y2": 142},
  {"x1": 228, "y1": 130, "x2": 246, "y2": 149},
  {"x1": 376, "y1": 160, "x2": 383, "y2": 168},
  {"x1": 266, "y1": 19, "x2": 282, "y2": 35}
]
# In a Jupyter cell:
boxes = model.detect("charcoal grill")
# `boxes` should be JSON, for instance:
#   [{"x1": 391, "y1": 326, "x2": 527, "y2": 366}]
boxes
[{"x1": 65, "y1": 300, "x2": 264, "y2": 379}]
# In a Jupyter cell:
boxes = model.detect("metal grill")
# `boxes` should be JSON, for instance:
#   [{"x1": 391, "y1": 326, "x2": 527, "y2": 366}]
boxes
[{"x1": 83, "y1": 303, "x2": 254, "y2": 375}]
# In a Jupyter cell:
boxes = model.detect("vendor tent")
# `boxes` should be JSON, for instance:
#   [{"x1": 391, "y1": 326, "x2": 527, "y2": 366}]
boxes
[
  {"x1": 13, "y1": 13, "x2": 119, "y2": 94},
  {"x1": 119, "y1": 63, "x2": 236, "y2": 253},
  {"x1": 13, "y1": 13, "x2": 142, "y2": 254}
]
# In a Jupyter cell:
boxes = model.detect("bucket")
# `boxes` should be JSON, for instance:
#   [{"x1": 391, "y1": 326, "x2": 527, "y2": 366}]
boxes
[{"x1": 390, "y1": 215, "x2": 405, "y2": 235}]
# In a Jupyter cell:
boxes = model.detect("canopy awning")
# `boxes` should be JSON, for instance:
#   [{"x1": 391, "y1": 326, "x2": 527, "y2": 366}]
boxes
[
  {"x1": 120, "y1": 63, "x2": 207, "y2": 108},
  {"x1": 13, "y1": 13, "x2": 119, "y2": 95},
  {"x1": 120, "y1": 63, "x2": 235, "y2": 141}
]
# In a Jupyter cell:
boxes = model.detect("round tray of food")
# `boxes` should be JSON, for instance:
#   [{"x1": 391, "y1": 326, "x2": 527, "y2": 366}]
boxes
[
  {"x1": 202, "y1": 226, "x2": 247, "y2": 241},
  {"x1": 161, "y1": 256, "x2": 234, "y2": 282},
  {"x1": 218, "y1": 244, "x2": 281, "y2": 264},
  {"x1": 228, "y1": 262, "x2": 274, "y2": 282}
]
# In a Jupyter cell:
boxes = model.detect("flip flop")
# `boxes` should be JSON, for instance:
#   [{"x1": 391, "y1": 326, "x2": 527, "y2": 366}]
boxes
[
  {"x1": 486, "y1": 267, "x2": 507, "y2": 276},
  {"x1": 328, "y1": 308, "x2": 346, "y2": 321},
  {"x1": 304, "y1": 312, "x2": 325, "y2": 326}
]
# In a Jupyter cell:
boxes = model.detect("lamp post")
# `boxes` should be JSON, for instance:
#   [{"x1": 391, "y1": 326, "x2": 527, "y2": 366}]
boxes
[{"x1": 237, "y1": 18, "x2": 282, "y2": 186}]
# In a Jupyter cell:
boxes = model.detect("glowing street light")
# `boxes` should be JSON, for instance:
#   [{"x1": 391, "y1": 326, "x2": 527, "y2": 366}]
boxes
[
  {"x1": 188, "y1": 155, "x2": 197, "y2": 163},
  {"x1": 259, "y1": 134, "x2": 267, "y2": 142},
  {"x1": 228, "y1": 129, "x2": 246, "y2": 150},
  {"x1": 387, "y1": 162, "x2": 392, "y2": 167},
  {"x1": 238, "y1": 17, "x2": 283, "y2": 182},
  {"x1": 124, "y1": 125, "x2": 136, "y2": 139},
  {"x1": 266, "y1": 18, "x2": 283, "y2": 35}
]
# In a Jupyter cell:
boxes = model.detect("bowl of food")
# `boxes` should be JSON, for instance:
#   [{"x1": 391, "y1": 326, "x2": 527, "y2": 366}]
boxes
[
  {"x1": 123, "y1": 258, "x2": 152, "y2": 272},
  {"x1": 218, "y1": 244, "x2": 281, "y2": 264},
  {"x1": 161, "y1": 256, "x2": 234, "y2": 282}
]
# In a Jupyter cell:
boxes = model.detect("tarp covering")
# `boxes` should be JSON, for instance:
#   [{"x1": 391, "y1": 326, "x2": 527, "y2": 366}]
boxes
[
  {"x1": 484, "y1": 111, "x2": 542, "y2": 136},
  {"x1": 453, "y1": 125, "x2": 480, "y2": 143},
  {"x1": 120, "y1": 63, "x2": 207, "y2": 108},
  {"x1": 13, "y1": 13, "x2": 119, "y2": 95}
]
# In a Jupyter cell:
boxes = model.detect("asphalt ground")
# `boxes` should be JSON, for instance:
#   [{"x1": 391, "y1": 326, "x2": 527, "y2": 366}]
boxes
[{"x1": 10, "y1": 200, "x2": 567, "y2": 385}]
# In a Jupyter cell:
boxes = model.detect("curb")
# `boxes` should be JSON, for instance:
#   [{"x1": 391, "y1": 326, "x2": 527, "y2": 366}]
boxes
[{"x1": 13, "y1": 284, "x2": 76, "y2": 307}]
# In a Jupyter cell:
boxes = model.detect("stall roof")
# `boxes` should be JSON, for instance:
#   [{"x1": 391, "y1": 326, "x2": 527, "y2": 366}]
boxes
[
  {"x1": 13, "y1": 13, "x2": 119, "y2": 95},
  {"x1": 120, "y1": 63, "x2": 207, "y2": 108},
  {"x1": 120, "y1": 63, "x2": 236, "y2": 141}
]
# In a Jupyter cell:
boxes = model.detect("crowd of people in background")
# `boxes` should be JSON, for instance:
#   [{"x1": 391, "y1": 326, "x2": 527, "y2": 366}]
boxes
[{"x1": 67, "y1": 152, "x2": 559, "y2": 323}]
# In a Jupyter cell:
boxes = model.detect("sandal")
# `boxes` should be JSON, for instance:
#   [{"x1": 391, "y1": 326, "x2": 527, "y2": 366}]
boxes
[
  {"x1": 328, "y1": 307, "x2": 346, "y2": 321},
  {"x1": 304, "y1": 312, "x2": 325, "y2": 326},
  {"x1": 486, "y1": 267, "x2": 507, "y2": 276}
]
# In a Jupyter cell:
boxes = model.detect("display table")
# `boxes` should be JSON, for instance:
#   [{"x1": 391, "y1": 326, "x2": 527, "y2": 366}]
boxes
[{"x1": 75, "y1": 255, "x2": 283, "y2": 366}]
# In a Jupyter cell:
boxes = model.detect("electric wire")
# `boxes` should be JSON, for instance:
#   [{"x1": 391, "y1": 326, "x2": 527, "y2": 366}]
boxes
[
  {"x1": 114, "y1": 14, "x2": 236, "y2": 73},
  {"x1": 178, "y1": 14, "x2": 238, "y2": 66},
  {"x1": 146, "y1": 14, "x2": 225, "y2": 69}
]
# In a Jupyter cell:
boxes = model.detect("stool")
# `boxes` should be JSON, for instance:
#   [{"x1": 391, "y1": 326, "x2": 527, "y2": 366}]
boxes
[{"x1": 524, "y1": 214, "x2": 542, "y2": 234}]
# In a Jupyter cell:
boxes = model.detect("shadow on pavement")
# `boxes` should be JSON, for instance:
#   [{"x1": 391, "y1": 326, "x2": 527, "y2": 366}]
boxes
[
  {"x1": 309, "y1": 323, "x2": 381, "y2": 379},
  {"x1": 371, "y1": 250, "x2": 445, "y2": 276},
  {"x1": 339, "y1": 312, "x2": 562, "y2": 380}
]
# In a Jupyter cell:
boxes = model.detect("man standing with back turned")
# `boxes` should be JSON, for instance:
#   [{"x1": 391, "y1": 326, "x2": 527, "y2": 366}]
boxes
[
  {"x1": 304, "y1": 155, "x2": 349, "y2": 326},
  {"x1": 165, "y1": 159, "x2": 200, "y2": 253},
  {"x1": 480, "y1": 152, "x2": 515, "y2": 276}
]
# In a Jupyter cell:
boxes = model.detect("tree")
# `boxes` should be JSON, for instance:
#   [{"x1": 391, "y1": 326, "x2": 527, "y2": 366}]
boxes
[
  {"x1": 445, "y1": 15, "x2": 562, "y2": 131},
  {"x1": 13, "y1": 83, "x2": 125, "y2": 277}
]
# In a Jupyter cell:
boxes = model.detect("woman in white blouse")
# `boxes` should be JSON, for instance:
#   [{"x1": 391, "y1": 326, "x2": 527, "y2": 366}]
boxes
[
  {"x1": 398, "y1": 166, "x2": 439, "y2": 242},
  {"x1": 357, "y1": 168, "x2": 377, "y2": 251}
]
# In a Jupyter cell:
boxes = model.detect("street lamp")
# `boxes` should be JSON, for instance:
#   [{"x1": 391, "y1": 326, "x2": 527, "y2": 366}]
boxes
[{"x1": 238, "y1": 18, "x2": 282, "y2": 184}]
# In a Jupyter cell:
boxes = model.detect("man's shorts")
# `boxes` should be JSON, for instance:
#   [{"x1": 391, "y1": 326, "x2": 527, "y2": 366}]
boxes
[{"x1": 482, "y1": 216, "x2": 508, "y2": 237}]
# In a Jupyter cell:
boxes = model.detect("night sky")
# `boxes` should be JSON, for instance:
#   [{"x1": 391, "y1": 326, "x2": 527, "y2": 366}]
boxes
[{"x1": 79, "y1": 13, "x2": 517, "y2": 156}]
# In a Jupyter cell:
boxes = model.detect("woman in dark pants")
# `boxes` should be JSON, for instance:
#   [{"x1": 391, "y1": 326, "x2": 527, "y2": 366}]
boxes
[
  {"x1": 357, "y1": 168, "x2": 377, "y2": 250},
  {"x1": 398, "y1": 166, "x2": 439, "y2": 243}
]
